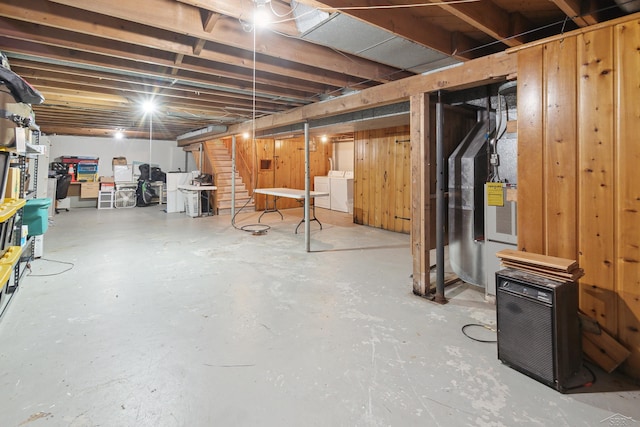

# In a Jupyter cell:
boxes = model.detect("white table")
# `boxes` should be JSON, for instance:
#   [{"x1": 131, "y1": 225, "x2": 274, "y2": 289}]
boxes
[
  {"x1": 254, "y1": 187, "x2": 329, "y2": 233},
  {"x1": 177, "y1": 184, "x2": 217, "y2": 217}
]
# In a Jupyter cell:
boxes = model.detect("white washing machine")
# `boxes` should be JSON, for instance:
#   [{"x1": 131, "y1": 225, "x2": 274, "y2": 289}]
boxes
[
  {"x1": 314, "y1": 175, "x2": 331, "y2": 209},
  {"x1": 329, "y1": 170, "x2": 353, "y2": 213}
]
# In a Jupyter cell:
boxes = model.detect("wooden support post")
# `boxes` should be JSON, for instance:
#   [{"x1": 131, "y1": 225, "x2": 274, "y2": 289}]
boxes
[{"x1": 410, "y1": 93, "x2": 431, "y2": 297}]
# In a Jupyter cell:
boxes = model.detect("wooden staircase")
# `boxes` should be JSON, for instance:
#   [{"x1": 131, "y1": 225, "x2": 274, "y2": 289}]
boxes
[{"x1": 204, "y1": 141, "x2": 254, "y2": 215}]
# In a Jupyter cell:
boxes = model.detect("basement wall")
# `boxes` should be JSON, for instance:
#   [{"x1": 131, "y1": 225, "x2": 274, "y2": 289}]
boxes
[
  {"x1": 48, "y1": 135, "x2": 188, "y2": 177},
  {"x1": 515, "y1": 16, "x2": 640, "y2": 378}
]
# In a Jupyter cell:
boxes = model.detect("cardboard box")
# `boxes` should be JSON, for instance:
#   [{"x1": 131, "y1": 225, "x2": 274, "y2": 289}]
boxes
[
  {"x1": 80, "y1": 182, "x2": 99, "y2": 198},
  {"x1": 112, "y1": 157, "x2": 127, "y2": 166},
  {"x1": 100, "y1": 176, "x2": 115, "y2": 183},
  {"x1": 4, "y1": 167, "x2": 21, "y2": 199}
]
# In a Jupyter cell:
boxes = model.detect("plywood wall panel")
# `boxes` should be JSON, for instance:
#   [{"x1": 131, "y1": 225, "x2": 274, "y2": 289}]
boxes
[
  {"x1": 615, "y1": 19, "x2": 640, "y2": 378},
  {"x1": 577, "y1": 28, "x2": 617, "y2": 333},
  {"x1": 517, "y1": 46, "x2": 545, "y2": 254},
  {"x1": 543, "y1": 38, "x2": 578, "y2": 260}
]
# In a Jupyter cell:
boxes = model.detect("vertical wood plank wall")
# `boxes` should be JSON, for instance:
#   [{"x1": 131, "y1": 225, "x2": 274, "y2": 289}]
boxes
[
  {"x1": 517, "y1": 18, "x2": 640, "y2": 378},
  {"x1": 615, "y1": 20, "x2": 640, "y2": 378},
  {"x1": 578, "y1": 28, "x2": 616, "y2": 334},
  {"x1": 354, "y1": 109, "x2": 475, "y2": 238},
  {"x1": 252, "y1": 137, "x2": 330, "y2": 210},
  {"x1": 517, "y1": 46, "x2": 545, "y2": 254},
  {"x1": 354, "y1": 126, "x2": 412, "y2": 234},
  {"x1": 215, "y1": 136, "x2": 330, "y2": 211}
]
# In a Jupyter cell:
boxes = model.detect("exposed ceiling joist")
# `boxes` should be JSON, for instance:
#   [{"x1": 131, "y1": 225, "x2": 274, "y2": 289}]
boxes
[{"x1": 0, "y1": 0, "x2": 630, "y2": 139}]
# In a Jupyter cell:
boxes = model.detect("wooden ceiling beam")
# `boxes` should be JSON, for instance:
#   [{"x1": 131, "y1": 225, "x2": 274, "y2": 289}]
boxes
[
  {"x1": 0, "y1": 36, "x2": 323, "y2": 104},
  {"x1": 177, "y1": 0, "x2": 300, "y2": 36},
  {"x1": 0, "y1": 19, "x2": 332, "y2": 96},
  {"x1": 430, "y1": 0, "x2": 529, "y2": 47},
  {"x1": 23, "y1": 77, "x2": 295, "y2": 113},
  {"x1": 550, "y1": 0, "x2": 599, "y2": 27},
  {"x1": 48, "y1": 0, "x2": 408, "y2": 83},
  {"x1": 10, "y1": 61, "x2": 306, "y2": 108},
  {"x1": 0, "y1": 0, "x2": 383, "y2": 89},
  {"x1": 192, "y1": 10, "x2": 221, "y2": 56}
]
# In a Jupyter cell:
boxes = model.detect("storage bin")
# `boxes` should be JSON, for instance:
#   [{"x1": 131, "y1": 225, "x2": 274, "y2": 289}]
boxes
[
  {"x1": 23, "y1": 198, "x2": 51, "y2": 236},
  {"x1": 183, "y1": 190, "x2": 199, "y2": 217}
]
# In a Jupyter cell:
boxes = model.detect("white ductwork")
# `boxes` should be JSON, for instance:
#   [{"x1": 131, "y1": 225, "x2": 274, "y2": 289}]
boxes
[
  {"x1": 615, "y1": 0, "x2": 640, "y2": 12},
  {"x1": 176, "y1": 125, "x2": 228, "y2": 144},
  {"x1": 291, "y1": 1, "x2": 459, "y2": 74}
]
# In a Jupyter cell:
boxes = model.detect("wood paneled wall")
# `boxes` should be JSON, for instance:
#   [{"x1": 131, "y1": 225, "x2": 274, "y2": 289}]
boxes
[
  {"x1": 354, "y1": 126, "x2": 412, "y2": 233},
  {"x1": 232, "y1": 136, "x2": 331, "y2": 210},
  {"x1": 355, "y1": 108, "x2": 475, "y2": 237},
  {"x1": 517, "y1": 18, "x2": 640, "y2": 378}
]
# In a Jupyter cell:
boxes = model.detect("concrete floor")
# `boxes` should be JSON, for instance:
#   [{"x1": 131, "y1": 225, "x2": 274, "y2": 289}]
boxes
[{"x1": 0, "y1": 205, "x2": 638, "y2": 427}]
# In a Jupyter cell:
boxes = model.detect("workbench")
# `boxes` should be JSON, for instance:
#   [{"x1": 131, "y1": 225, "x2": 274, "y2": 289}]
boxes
[{"x1": 253, "y1": 187, "x2": 329, "y2": 233}]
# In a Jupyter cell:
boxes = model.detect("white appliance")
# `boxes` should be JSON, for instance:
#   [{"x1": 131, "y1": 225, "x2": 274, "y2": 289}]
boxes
[
  {"x1": 314, "y1": 175, "x2": 330, "y2": 209},
  {"x1": 166, "y1": 172, "x2": 191, "y2": 213},
  {"x1": 314, "y1": 171, "x2": 354, "y2": 213},
  {"x1": 484, "y1": 183, "x2": 518, "y2": 297},
  {"x1": 329, "y1": 170, "x2": 353, "y2": 213}
]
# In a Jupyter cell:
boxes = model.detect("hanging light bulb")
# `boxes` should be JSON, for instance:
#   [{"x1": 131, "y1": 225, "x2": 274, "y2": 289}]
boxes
[{"x1": 253, "y1": 0, "x2": 272, "y2": 28}]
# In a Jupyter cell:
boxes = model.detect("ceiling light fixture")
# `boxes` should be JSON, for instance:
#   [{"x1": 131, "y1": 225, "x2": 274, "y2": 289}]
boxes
[
  {"x1": 253, "y1": 8, "x2": 271, "y2": 28},
  {"x1": 114, "y1": 130, "x2": 124, "y2": 140}
]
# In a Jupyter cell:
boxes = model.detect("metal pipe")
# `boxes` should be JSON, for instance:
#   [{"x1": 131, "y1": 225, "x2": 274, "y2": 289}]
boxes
[
  {"x1": 304, "y1": 122, "x2": 310, "y2": 252},
  {"x1": 435, "y1": 91, "x2": 447, "y2": 303},
  {"x1": 232, "y1": 134, "x2": 236, "y2": 218}
]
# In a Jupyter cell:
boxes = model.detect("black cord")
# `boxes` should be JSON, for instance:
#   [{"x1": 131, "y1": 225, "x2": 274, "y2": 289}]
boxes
[
  {"x1": 461, "y1": 323, "x2": 497, "y2": 343},
  {"x1": 26, "y1": 258, "x2": 75, "y2": 277},
  {"x1": 230, "y1": 192, "x2": 271, "y2": 234}
]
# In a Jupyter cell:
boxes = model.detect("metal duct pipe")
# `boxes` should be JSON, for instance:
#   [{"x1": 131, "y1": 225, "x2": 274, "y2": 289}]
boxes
[
  {"x1": 435, "y1": 92, "x2": 446, "y2": 303},
  {"x1": 176, "y1": 125, "x2": 228, "y2": 143}
]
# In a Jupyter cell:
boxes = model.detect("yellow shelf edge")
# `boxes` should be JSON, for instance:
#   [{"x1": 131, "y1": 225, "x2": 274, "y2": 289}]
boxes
[
  {"x1": 0, "y1": 264, "x2": 12, "y2": 291},
  {"x1": 0, "y1": 246, "x2": 22, "y2": 267}
]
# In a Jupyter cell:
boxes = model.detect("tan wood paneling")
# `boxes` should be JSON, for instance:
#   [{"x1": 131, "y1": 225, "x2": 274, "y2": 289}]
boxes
[
  {"x1": 355, "y1": 126, "x2": 412, "y2": 234},
  {"x1": 242, "y1": 136, "x2": 331, "y2": 211},
  {"x1": 543, "y1": 37, "x2": 578, "y2": 260},
  {"x1": 517, "y1": 46, "x2": 546, "y2": 254},
  {"x1": 577, "y1": 27, "x2": 617, "y2": 334},
  {"x1": 615, "y1": 19, "x2": 640, "y2": 378},
  {"x1": 516, "y1": 16, "x2": 640, "y2": 379}
]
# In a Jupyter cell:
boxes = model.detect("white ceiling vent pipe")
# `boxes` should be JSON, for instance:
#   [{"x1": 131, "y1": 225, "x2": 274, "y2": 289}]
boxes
[{"x1": 176, "y1": 125, "x2": 228, "y2": 144}]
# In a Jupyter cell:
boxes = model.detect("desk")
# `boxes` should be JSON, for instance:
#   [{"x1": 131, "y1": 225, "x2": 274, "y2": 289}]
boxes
[
  {"x1": 254, "y1": 187, "x2": 329, "y2": 233},
  {"x1": 177, "y1": 184, "x2": 217, "y2": 217}
]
